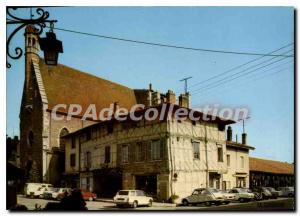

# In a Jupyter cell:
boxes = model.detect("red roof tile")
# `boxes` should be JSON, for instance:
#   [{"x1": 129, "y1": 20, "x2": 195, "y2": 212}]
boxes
[
  {"x1": 38, "y1": 59, "x2": 138, "y2": 117},
  {"x1": 249, "y1": 157, "x2": 294, "y2": 175}
]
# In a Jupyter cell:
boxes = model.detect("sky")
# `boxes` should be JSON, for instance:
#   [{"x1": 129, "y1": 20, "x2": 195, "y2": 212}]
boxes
[{"x1": 6, "y1": 7, "x2": 294, "y2": 163}]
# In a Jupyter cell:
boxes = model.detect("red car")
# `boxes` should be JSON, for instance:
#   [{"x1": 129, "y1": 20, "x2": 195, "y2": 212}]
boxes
[{"x1": 82, "y1": 190, "x2": 97, "y2": 201}]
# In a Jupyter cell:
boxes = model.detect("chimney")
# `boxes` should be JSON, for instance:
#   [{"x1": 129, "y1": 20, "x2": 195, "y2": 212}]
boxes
[
  {"x1": 179, "y1": 93, "x2": 190, "y2": 108},
  {"x1": 166, "y1": 90, "x2": 176, "y2": 104},
  {"x1": 242, "y1": 133, "x2": 247, "y2": 145},
  {"x1": 149, "y1": 83, "x2": 152, "y2": 91},
  {"x1": 227, "y1": 126, "x2": 232, "y2": 141}
]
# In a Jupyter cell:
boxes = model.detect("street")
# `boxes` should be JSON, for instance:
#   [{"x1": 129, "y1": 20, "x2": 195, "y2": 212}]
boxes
[{"x1": 16, "y1": 195, "x2": 294, "y2": 211}]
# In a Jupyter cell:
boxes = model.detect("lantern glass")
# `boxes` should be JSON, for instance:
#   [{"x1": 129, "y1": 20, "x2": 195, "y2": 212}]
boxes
[{"x1": 44, "y1": 49, "x2": 59, "y2": 65}]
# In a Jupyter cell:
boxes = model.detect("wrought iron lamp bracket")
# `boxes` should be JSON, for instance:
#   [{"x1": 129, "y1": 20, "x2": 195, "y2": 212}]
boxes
[{"x1": 6, "y1": 7, "x2": 57, "y2": 68}]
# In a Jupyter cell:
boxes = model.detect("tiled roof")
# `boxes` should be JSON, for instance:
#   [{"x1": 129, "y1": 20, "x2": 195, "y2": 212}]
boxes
[
  {"x1": 249, "y1": 157, "x2": 294, "y2": 175},
  {"x1": 38, "y1": 59, "x2": 138, "y2": 117}
]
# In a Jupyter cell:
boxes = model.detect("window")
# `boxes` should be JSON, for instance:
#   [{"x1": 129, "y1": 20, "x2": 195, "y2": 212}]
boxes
[
  {"x1": 193, "y1": 142, "x2": 200, "y2": 159},
  {"x1": 105, "y1": 146, "x2": 110, "y2": 163},
  {"x1": 240, "y1": 156, "x2": 245, "y2": 168},
  {"x1": 136, "y1": 142, "x2": 144, "y2": 162},
  {"x1": 227, "y1": 154, "x2": 231, "y2": 166},
  {"x1": 150, "y1": 140, "x2": 164, "y2": 160},
  {"x1": 217, "y1": 147, "x2": 223, "y2": 162},
  {"x1": 136, "y1": 190, "x2": 145, "y2": 196},
  {"x1": 122, "y1": 145, "x2": 129, "y2": 163},
  {"x1": 70, "y1": 154, "x2": 76, "y2": 167},
  {"x1": 85, "y1": 151, "x2": 91, "y2": 168},
  {"x1": 86, "y1": 130, "x2": 91, "y2": 141},
  {"x1": 71, "y1": 137, "x2": 76, "y2": 149}
]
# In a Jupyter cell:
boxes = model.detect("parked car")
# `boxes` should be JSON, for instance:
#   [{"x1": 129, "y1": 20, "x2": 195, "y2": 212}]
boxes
[
  {"x1": 218, "y1": 190, "x2": 236, "y2": 204},
  {"x1": 251, "y1": 187, "x2": 273, "y2": 200},
  {"x1": 278, "y1": 187, "x2": 294, "y2": 197},
  {"x1": 43, "y1": 188, "x2": 72, "y2": 200},
  {"x1": 181, "y1": 188, "x2": 225, "y2": 207},
  {"x1": 42, "y1": 187, "x2": 59, "y2": 200},
  {"x1": 24, "y1": 183, "x2": 53, "y2": 198},
  {"x1": 113, "y1": 190, "x2": 153, "y2": 208},
  {"x1": 82, "y1": 190, "x2": 97, "y2": 201},
  {"x1": 228, "y1": 188, "x2": 255, "y2": 203},
  {"x1": 264, "y1": 187, "x2": 282, "y2": 199}
]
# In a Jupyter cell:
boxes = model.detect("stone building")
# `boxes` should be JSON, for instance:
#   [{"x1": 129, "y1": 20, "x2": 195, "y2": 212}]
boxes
[
  {"x1": 249, "y1": 157, "x2": 294, "y2": 189},
  {"x1": 19, "y1": 25, "x2": 182, "y2": 186},
  {"x1": 63, "y1": 104, "x2": 254, "y2": 201}
]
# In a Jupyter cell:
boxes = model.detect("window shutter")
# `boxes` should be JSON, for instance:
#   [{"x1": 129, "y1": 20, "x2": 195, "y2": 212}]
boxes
[
  {"x1": 147, "y1": 141, "x2": 152, "y2": 161},
  {"x1": 160, "y1": 138, "x2": 166, "y2": 159}
]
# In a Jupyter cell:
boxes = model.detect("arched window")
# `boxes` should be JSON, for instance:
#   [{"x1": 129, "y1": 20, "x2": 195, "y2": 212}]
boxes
[
  {"x1": 59, "y1": 128, "x2": 69, "y2": 150},
  {"x1": 28, "y1": 37, "x2": 31, "y2": 46},
  {"x1": 27, "y1": 131, "x2": 34, "y2": 148},
  {"x1": 32, "y1": 38, "x2": 36, "y2": 47}
]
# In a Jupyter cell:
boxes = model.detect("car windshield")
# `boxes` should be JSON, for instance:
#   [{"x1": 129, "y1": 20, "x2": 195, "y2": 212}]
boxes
[
  {"x1": 118, "y1": 191, "x2": 129, "y2": 195},
  {"x1": 208, "y1": 188, "x2": 219, "y2": 193},
  {"x1": 237, "y1": 188, "x2": 248, "y2": 193}
]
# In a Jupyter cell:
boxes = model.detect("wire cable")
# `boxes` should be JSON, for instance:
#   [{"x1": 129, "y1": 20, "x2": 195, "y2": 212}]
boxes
[
  {"x1": 191, "y1": 53, "x2": 293, "y2": 96},
  {"x1": 47, "y1": 25, "x2": 294, "y2": 58},
  {"x1": 191, "y1": 49, "x2": 293, "y2": 94},
  {"x1": 188, "y1": 43, "x2": 294, "y2": 89}
]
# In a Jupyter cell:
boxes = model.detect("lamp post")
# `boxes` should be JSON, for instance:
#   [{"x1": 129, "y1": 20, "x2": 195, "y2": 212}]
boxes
[{"x1": 6, "y1": 7, "x2": 63, "y2": 68}]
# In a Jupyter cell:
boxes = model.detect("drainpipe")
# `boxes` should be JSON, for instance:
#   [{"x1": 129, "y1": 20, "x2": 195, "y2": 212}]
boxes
[
  {"x1": 167, "y1": 117, "x2": 174, "y2": 196},
  {"x1": 204, "y1": 122, "x2": 209, "y2": 188}
]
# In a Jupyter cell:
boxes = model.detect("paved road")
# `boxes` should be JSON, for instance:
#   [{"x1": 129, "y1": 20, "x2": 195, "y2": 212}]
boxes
[{"x1": 16, "y1": 195, "x2": 294, "y2": 211}]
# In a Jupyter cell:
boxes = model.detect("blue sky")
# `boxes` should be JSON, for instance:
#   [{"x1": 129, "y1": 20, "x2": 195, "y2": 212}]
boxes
[{"x1": 6, "y1": 7, "x2": 294, "y2": 162}]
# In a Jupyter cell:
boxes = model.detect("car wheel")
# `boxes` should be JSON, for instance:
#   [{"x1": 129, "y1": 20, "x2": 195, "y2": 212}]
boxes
[
  {"x1": 239, "y1": 198, "x2": 245, "y2": 203},
  {"x1": 89, "y1": 197, "x2": 93, "y2": 201},
  {"x1": 224, "y1": 201, "x2": 230, "y2": 205},
  {"x1": 148, "y1": 200, "x2": 153, "y2": 207},
  {"x1": 288, "y1": 193, "x2": 293, "y2": 197},
  {"x1": 205, "y1": 201, "x2": 211, "y2": 207},
  {"x1": 182, "y1": 199, "x2": 189, "y2": 206},
  {"x1": 132, "y1": 201, "x2": 138, "y2": 208},
  {"x1": 116, "y1": 204, "x2": 123, "y2": 208}
]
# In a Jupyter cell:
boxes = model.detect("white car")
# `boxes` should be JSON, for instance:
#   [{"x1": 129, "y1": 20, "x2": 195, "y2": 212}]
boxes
[
  {"x1": 42, "y1": 187, "x2": 72, "y2": 200},
  {"x1": 24, "y1": 183, "x2": 53, "y2": 198},
  {"x1": 218, "y1": 190, "x2": 236, "y2": 203},
  {"x1": 228, "y1": 188, "x2": 255, "y2": 202},
  {"x1": 113, "y1": 190, "x2": 153, "y2": 208}
]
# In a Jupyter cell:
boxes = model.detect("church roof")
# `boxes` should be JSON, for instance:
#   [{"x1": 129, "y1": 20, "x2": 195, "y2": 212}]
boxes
[
  {"x1": 249, "y1": 157, "x2": 294, "y2": 175},
  {"x1": 37, "y1": 59, "x2": 138, "y2": 117}
]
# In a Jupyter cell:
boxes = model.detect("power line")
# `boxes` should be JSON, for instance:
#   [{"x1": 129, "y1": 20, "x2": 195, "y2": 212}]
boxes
[
  {"x1": 189, "y1": 43, "x2": 294, "y2": 89},
  {"x1": 192, "y1": 64, "x2": 292, "y2": 101},
  {"x1": 191, "y1": 49, "x2": 293, "y2": 94},
  {"x1": 47, "y1": 26, "x2": 294, "y2": 58},
  {"x1": 192, "y1": 55, "x2": 293, "y2": 96}
]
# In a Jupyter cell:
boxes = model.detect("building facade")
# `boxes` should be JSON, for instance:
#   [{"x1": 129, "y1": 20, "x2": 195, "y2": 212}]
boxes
[{"x1": 64, "y1": 105, "x2": 254, "y2": 201}]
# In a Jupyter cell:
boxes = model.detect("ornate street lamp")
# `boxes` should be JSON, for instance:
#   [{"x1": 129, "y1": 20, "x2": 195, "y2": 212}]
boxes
[
  {"x1": 39, "y1": 24, "x2": 63, "y2": 65},
  {"x1": 6, "y1": 7, "x2": 62, "y2": 68}
]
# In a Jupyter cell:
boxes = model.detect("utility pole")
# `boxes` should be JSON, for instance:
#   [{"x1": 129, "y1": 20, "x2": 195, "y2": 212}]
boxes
[{"x1": 179, "y1": 76, "x2": 192, "y2": 94}]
